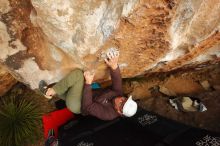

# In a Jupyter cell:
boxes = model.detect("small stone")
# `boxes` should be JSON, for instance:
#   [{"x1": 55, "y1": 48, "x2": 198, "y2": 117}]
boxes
[
  {"x1": 159, "y1": 85, "x2": 176, "y2": 96},
  {"x1": 200, "y1": 80, "x2": 211, "y2": 90}
]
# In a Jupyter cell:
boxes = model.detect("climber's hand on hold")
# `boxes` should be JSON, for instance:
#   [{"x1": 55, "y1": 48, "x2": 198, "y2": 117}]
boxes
[
  {"x1": 105, "y1": 51, "x2": 119, "y2": 70},
  {"x1": 84, "y1": 70, "x2": 95, "y2": 84}
]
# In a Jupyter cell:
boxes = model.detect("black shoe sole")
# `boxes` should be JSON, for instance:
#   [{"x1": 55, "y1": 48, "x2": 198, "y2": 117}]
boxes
[{"x1": 39, "y1": 80, "x2": 48, "y2": 95}]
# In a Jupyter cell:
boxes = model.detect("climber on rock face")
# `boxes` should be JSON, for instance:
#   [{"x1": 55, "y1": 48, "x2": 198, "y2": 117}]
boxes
[{"x1": 39, "y1": 50, "x2": 137, "y2": 120}]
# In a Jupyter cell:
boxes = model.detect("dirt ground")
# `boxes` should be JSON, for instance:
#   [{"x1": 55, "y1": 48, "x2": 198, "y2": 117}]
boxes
[{"x1": 3, "y1": 63, "x2": 220, "y2": 146}]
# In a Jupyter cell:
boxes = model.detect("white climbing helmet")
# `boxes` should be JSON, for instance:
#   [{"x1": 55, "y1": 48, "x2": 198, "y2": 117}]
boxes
[{"x1": 122, "y1": 96, "x2": 138, "y2": 117}]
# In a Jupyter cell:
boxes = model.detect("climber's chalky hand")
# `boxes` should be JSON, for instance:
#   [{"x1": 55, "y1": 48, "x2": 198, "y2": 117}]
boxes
[
  {"x1": 105, "y1": 50, "x2": 119, "y2": 70},
  {"x1": 84, "y1": 70, "x2": 95, "y2": 84}
]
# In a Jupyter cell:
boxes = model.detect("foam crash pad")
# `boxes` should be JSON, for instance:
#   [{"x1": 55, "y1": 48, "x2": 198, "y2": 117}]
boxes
[
  {"x1": 42, "y1": 108, "x2": 74, "y2": 138},
  {"x1": 58, "y1": 108, "x2": 220, "y2": 146}
]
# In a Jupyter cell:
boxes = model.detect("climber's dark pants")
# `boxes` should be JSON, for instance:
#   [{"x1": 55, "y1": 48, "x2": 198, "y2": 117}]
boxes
[{"x1": 52, "y1": 69, "x2": 84, "y2": 114}]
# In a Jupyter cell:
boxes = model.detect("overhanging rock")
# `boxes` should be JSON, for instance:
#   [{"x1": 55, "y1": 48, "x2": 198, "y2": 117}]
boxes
[{"x1": 0, "y1": 0, "x2": 219, "y2": 89}]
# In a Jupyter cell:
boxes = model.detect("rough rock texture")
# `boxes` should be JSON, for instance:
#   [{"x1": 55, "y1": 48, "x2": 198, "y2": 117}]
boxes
[
  {"x1": 0, "y1": 0, "x2": 220, "y2": 89},
  {"x1": 0, "y1": 65, "x2": 17, "y2": 96},
  {"x1": 123, "y1": 64, "x2": 220, "y2": 132}
]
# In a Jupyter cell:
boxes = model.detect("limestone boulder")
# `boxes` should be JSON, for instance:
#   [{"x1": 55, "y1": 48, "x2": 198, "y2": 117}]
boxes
[{"x1": 0, "y1": 0, "x2": 220, "y2": 90}]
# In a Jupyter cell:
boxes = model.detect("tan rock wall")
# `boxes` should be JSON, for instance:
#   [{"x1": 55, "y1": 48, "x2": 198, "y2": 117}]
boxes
[
  {"x1": 0, "y1": 65, "x2": 17, "y2": 96},
  {"x1": 0, "y1": 0, "x2": 219, "y2": 90}
]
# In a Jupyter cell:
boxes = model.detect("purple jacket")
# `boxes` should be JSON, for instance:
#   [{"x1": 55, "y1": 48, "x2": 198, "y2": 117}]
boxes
[{"x1": 81, "y1": 67, "x2": 123, "y2": 120}]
